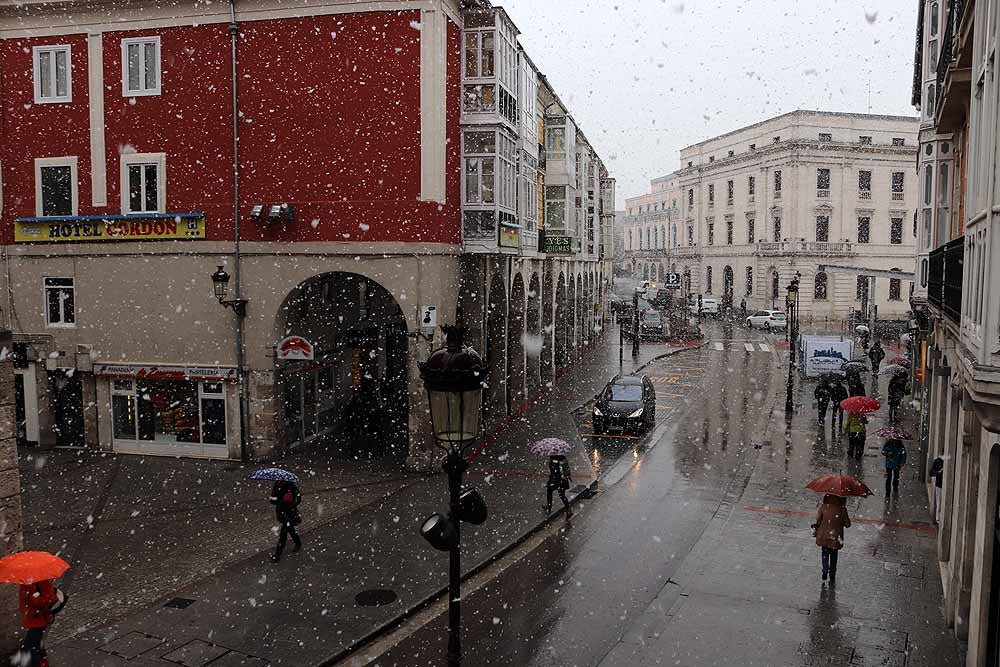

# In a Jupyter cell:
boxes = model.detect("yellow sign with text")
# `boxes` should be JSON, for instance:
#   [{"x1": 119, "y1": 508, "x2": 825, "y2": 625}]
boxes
[{"x1": 15, "y1": 217, "x2": 205, "y2": 243}]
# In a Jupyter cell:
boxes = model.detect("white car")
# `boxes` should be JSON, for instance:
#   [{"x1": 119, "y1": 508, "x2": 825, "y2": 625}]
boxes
[
  {"x1": 688, "y1": 297, "x2": 720, "y2": 316},
  {"x1": 746, "y1": 310, "x2": 787, "y2": 330}
]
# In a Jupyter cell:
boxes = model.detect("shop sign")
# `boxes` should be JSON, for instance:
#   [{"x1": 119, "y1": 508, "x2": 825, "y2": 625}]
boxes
[
  {"x1": 14, "y1": 215, "x2": 205, "y2": 243},
  {"x1": 543, "y1": 234, "x2": 573, "y2": 255},
  {"x1": 499, "y1": 224, "x2": 520, "y2": 249},
  {"x1": 93, "y1": 364, "x2": 237, "y2": 381},
  {"x1": 277, "y1": 336, "x2": 315, "y2": 361}
]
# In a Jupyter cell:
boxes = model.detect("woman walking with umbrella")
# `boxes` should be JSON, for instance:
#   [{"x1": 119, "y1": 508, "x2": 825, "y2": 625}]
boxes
[
  {"x1": 806, "y1": 475, "x2": 871, "y2": 584},
  {"x1": 530, "y1": 438, "x2": 574, "y2": 518},
  {"x1": 250, "y1": 468, "x2": 303, "y2": 562},
  {"x1": 841, "y1": 396, "x2": 879, "y2": 460},
  {"x1": 0, "y1": 551, "x2": 70, "y2": 667}
]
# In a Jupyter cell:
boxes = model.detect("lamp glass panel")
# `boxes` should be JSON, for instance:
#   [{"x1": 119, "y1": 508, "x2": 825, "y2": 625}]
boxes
[{"x1": 427, "y1": 387, "x2": 482, "y2": 442}]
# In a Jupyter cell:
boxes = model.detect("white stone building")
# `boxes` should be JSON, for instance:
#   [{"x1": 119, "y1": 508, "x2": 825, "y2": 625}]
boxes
[{"x1": 623, "y1": 110, "x2": 919, "y2": 321}]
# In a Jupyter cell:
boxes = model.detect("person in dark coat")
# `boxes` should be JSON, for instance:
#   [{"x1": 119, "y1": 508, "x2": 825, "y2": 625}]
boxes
[
  {"x1": 812, "y1": 494, "x2": 851, "y2": 583},
  {"x1": 814, "y1": 383, "x2": 831, "y2": 424},
  {"x1": 18, "y1": 579, "x2": 60, "y2": 667},
  {"x1": 846, "y1": 371, "x2": 866, "y2": 397},
  {"x1": 887, "y1": 374, "x2": 907, "y2": 423},
  {"x1": 868, "y1": 341, "x2": 885, "y2": 375},
  {"x1": 545, "y1": 454, "x2": 573, "y2": 517},
  {"x1": 270, "y1": 480, "x2": 302, "y2": 562},
  {"x1": 930, "y1": 457, "x2": 945, "y2": 524},
  {"x1": 828, "y1": 381, "x2": 848, "y2": 430},
  {"x1": 881, "y1": 438, "x2": 907, "y2": 497}
]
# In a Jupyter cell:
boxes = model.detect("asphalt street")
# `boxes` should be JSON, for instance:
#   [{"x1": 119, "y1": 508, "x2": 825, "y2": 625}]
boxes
[{"x1": 376, "y1": 319, "x2": 787, "y2": 665}]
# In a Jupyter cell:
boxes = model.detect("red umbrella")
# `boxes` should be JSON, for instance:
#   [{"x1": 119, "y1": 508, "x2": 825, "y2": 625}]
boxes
[
  {"x1": 840, "y1": 396, "x2": 880, "y2": 413},
  {"x1": 889, "y1": 357, "x2": 911, "y2": 366},
  {"x1": 806, "y1": 474, "x2": 874, "y2": 497},
  {"x1": 0, "y1": 551, "x2": 70, "y2": 585}
]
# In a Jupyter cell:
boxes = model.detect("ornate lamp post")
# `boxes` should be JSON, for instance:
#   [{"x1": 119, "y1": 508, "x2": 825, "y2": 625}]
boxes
[
  {"x1": 418, "y1": 325, "x2": 488, "y2": 667},
  {"x1": 784, "y1": 275, "x2": 800, "y2": 416},
  {"x1": 210, "y1": 266, "x2": 249, "y2": 460}
]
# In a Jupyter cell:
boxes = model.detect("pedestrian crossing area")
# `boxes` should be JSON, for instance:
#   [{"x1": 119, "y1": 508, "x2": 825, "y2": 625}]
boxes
[{"x1": 711, "y1": 340, "x2": 773, "y2": 353}]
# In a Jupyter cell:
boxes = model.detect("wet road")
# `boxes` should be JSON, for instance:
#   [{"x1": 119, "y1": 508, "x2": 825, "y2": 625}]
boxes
[{"x1": 376, "y1": 320, "x2": 784, "y2": 666}]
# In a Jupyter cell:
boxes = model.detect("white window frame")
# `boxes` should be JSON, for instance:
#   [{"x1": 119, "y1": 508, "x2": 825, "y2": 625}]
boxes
[
  {"x1": 33, "y1": 45, "x2": 72, "y2": 104},
  {"x1": 121, "y1": 37, "x2": 161, "y2": 97},
  {"x1": 43, "y1": 276, "x2": 76, "y2": 329},
  {"x1": 120, "y1": 152, "x2": 166, "y2": 213},
  {"x1": 34, "y1": 156, "x2": 79, "y2": 217}
]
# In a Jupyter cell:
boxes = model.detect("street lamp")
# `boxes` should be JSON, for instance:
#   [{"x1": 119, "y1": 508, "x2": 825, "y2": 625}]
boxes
[
  {"x1": 418, "y1": 325, "x2": 489, "y2": 667},
  {"x1": 209, "y1": 265, "x2": 249, "y2": 461},
  {"x1": 784, "y1": 276, "x2": 800, "y2": 416}
]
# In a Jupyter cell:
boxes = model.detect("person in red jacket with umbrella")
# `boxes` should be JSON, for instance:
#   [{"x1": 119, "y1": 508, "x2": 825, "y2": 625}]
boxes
[{"x1": 18, "y1": 579, "x2": 59, "y2": 666}]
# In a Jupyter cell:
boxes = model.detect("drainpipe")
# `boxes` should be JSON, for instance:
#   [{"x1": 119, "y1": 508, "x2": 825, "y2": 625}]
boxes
[{"x1": 229, "y1": 0, "x2": 250, "y2": 461}]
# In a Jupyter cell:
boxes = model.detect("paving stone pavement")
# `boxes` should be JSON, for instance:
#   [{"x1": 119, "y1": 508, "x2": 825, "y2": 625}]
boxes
[
  {"x1": 598, "y1": 363, "x2": 965, "y2": 667},
  {"x1": 29, "y1": 330, "x2": 695, "y2": 666}
]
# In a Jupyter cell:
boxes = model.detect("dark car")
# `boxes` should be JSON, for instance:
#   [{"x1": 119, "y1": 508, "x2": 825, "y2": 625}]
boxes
[
  {"x1": 639, "y1": 310, "x2": 666, "y2": 340},
  {"x1": 592, "y1": 375, "x2": 656, "y2": 435}
]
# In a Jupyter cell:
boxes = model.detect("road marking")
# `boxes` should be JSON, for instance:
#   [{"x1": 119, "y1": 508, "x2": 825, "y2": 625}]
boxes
[
  {"x1": 744, "y1": 343, "x2": 755, "y2": 352},
  {"x1": 758, "y1": 343, "x2": 770, "y2": 352},
  {"x1": 713, "y1": 342, "x2": 724, "y2": 351}
]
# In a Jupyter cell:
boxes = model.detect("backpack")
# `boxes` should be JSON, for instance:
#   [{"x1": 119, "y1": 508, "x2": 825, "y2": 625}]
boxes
[{"x1": 282, "y1": 489, "x2": 295, "y2": 505}]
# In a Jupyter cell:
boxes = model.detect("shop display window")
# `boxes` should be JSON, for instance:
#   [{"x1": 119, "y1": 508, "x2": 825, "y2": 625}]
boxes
[{"x1": 111, "y1": 378, "x2": 226, "y2": 446}]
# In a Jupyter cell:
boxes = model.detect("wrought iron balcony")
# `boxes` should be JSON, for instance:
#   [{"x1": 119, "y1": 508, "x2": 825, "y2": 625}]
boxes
[
  {"x1": 755, "y1": 240, "x2": 854, "y2": 257},
  {"x1": 927, "y1": 236, "x2": 963, "y2": 324}
]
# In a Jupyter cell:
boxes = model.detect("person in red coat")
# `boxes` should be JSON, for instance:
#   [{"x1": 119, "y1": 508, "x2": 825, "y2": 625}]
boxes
[{"x1": 18, "y1": 579, "x2": 59, "y2": 667}]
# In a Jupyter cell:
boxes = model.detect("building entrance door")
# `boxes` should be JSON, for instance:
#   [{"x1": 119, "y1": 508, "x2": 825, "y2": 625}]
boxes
[
  {"x1": 14, "y1": 367, "x2": 39, "y2": 446},
  {"x1": 51, "y1": 372, "x2": 84, "y2": 448}
]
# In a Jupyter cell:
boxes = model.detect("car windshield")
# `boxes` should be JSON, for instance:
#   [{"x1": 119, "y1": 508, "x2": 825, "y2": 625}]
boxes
[
  {"x1": 643, "y1": 312, "x2": 661, "y2": 323},
  {"x1": 772, "y1": 312, "x2": 787, "y2": 318},
  {"x1": 608, "y1": 384, "x2": 643, "y2": 401}
]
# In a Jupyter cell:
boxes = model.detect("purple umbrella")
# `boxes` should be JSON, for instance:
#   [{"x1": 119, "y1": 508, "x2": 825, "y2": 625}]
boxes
[
  {"x1": 529, "y1": 438, "x2": 574, "y2": 456},
  {"x1": 876, "y1": 426, "x2": 913, "y2": 440}
]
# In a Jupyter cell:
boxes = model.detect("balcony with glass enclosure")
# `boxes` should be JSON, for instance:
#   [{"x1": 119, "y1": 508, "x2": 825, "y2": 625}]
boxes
[
  {"x1": 461, "y1": 7, "x2": 519, "y2": 131},
  {"x1": 461, "y1": 128, "x2": 519, "y2": 254}
]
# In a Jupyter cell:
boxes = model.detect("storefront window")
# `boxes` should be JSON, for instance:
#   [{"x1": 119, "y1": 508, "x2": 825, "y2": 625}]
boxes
[{"x1": 111, "y1": 378, "x2": 226, "y2": 446}]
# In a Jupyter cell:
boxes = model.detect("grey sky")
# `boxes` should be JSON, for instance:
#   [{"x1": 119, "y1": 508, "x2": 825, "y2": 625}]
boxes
[{"x1": 499, "y1": 0, "x2": 920, "y2": 203}]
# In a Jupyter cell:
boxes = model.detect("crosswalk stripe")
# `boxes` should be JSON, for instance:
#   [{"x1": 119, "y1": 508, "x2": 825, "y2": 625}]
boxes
[
  {"x1": 714, "y1": 342, "x2": 724, "y2": 351},
  {"x1": 744, "y1": 343, "x2": 755, "y2": 352},
  {"x1": 758, "y1": 343, "x2": 770, "y2": 352}
]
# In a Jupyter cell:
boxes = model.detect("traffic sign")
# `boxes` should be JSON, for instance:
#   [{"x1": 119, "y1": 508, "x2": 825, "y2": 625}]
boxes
[{"x1": 665, "y1": 272, "x2": 682, "y2": 289}]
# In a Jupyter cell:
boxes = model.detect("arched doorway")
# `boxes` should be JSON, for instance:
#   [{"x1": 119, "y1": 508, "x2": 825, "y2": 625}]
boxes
[
  {"x1": 575, "y1": 274, "x2": 584, "y2": 349},
  {"x1": 486, "y1": 273, "x2": 508, "y2": 421},
  {"x1": 527, "y1": 273, "x2": 541, "y2": 394},
  {"x1": 507, "y1": 273, "x2": 526, "y2": 407},
  {"x1": 275, "y1": 272, "x2": 408, "y2": 460},
  {"x1": 542, "y1": 269, "x2": 555, "y2": 383},
  {"x1": 556, "y1": 273, "x2": 568, "y2": 369}
]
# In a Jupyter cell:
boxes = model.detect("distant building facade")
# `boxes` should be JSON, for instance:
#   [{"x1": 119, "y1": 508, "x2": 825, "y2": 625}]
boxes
[{"x1": 623, "y1": 110, "x2": 919, "y2": 320}]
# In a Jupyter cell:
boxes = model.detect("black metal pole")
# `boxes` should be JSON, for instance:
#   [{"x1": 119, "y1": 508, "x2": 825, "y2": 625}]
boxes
[
  {"x1": 619, "y1": 316, "x2": 624, "y2": 373},
  {"x1": 632, "y1": 289, "x2": 640, "y2": 357},
  {"x1": 785, "y1": 295, "x2": 796, "y2": 416},
  {"x1": 444, "y1": 449, "x2": 468, "y2": 667}
]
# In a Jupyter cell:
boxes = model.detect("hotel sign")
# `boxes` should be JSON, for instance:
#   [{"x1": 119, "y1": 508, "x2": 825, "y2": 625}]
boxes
[
  {"x1": 94, "y1": 364, "x2": 237, "y2": 382},
  {"x1": 14, "y1": 214, "x2": 205, "y2": 243}
]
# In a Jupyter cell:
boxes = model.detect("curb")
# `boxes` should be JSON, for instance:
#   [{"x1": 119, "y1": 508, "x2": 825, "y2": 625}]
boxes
[
  {"x1": 314, "y1": 479, "x2": 596, "y2": 667},
  {"x1": 315, "y1": 340, "x2": 708, "y2": 667}
]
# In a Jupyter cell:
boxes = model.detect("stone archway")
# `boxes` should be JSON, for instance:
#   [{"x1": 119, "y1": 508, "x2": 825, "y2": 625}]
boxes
[
  {"x1": 527, "y1": 272, "x2": 542, "y2": 394},
  {"x1": 556, "y1": 272, "x2": 569, "y2": 369},
  {"x1": 486, "y1": 272, "x2": 508, "y2": 422},
  {"x1": 507, "y1": 273, "x2": 526, "y2": 407},
  {"x1": 274, "y1": 271, "x2": 408, "y2": 460},
  {"x1": 575, "y1": 273, "x2": 585, "y2": 350},
  {"x1": 542, "y1": 269, "x2": 555, "y2": 384}
]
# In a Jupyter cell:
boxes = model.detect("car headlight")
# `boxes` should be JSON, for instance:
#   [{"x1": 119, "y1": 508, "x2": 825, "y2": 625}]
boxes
[
  {"x1": 628, "y1": 408, "x2": 643, "y2": 418},
  {"x1": 593, "y1": 406, "x2": 603, "y2": 417}
]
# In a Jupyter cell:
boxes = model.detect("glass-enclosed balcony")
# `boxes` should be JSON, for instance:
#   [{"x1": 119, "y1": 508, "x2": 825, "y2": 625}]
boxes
[
  {"x1": 462, "y1": 8, "x2": 519, "y2": 129},
  {"x1": 461, "y1": 128, "x2": 519, "y2": 254}
]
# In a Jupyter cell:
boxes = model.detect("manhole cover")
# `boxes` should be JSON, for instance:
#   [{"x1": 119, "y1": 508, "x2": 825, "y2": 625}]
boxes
[
  {"x1": 355, "y1": 589, "x2": 397, "y2": 607},
  {"x1": 163, "y1": 597, "x2": 197, "y2": 609}
]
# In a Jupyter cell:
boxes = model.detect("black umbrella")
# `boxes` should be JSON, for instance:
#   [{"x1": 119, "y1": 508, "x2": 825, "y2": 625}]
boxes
[
  {"x1": 818, "y1": 372, "x2": 844, "y2": 385},
  {"x1": 841, "y1": 360, "x2": 868, "y2": 374}
]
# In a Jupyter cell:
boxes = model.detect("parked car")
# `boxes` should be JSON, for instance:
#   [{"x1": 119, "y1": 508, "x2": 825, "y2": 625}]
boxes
[
  {"x1": 640, "y1": 310, "x2": 666, "y2": 339},
  {"x1": 593, "y1": 375, "x2": 656, "y2": 435},
  {"x1": 746, "y1": 309, "x2": 787, "y2": 330},
  {"x1": 688, "y1": 297, "x2": 720, "y2": 317}
]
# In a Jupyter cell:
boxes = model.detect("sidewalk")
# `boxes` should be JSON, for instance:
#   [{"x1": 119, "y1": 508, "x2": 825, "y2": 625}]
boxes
[
  {"x1": 44, "y1": 332, "x2": 695, "y2": 666},
  {"x1": 600, "y1": 356, "x2": 963, "y2": 666}
]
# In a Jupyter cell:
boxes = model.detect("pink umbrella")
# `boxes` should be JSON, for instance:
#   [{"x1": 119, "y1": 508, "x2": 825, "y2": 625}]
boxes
[{"x1": 876, "y1": 426, "x2": 913, "y2": 440}]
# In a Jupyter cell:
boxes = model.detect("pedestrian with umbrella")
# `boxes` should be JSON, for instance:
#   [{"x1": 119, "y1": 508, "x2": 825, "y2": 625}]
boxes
[
  {"x1": 0, "y1": 551, "x2": 70, "y2": 667},
  {"x1": 249, "y1": 468, "x2": 303, "y2": 562},
  {"x1": 841, "y1": 396, "x2": 879, "y2": 460},
  {"x1": 881, "y1": 438, "x2": 907, "y2": 497},
  {"x1": 806, "y1": 474, "x2": 871, "y2": 583},
  {"x1": 530, "y1": 438, "x2": 574, "y2": 517},
  {"x1": 868, "y1": 340, "x2": 885, "y2": 376},
  {"x1": 828, "y1": 380, "x2": 848, "y2": 431}
]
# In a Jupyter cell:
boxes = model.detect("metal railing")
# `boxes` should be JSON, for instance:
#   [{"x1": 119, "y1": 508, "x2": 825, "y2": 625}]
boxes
[
  {"x1": 755, "y1": 240, "x2": 854, "y2": 256},
  {"x1": 927, "y1": 237, "x2": 963, "y2": 323}
]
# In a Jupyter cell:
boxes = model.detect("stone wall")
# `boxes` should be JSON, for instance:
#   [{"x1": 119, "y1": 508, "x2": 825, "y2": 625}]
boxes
[{"x1": 0, "y1": 330, "x2": 24, "y2": 651}]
